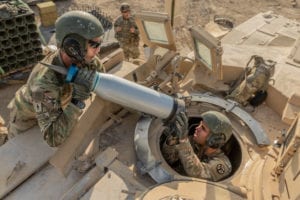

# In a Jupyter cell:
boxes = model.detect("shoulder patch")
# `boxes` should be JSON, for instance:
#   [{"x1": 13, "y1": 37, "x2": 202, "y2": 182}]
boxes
[{"x1": 216, "y1": 164, "x2": 225, "y2": 174}]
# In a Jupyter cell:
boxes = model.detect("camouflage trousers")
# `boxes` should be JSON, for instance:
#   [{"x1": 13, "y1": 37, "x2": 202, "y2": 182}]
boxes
[
  {"x1": 0, "y1": 115, "x2": 8, "y2": 146},
  {"x1": 7, "y1": 100, "x2": 37, "y2": 139},
  {"x1": 120, "y1": 43, "x2": 140, "y2": 60}
]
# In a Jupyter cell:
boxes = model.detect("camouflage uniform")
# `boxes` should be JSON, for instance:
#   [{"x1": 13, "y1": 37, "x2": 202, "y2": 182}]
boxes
[
  {"x1": 0, "y1": 115, "x2": 8, "y2": 145},
  {"x1": 114, "y1": 16, "x2": 140, "y2": 60},
  {"x1": 7, "y1": 51, "x2": 103, "y2": 147},
  {"x1": 162, "y1": 136, "x2": 232, "y2": 181}
]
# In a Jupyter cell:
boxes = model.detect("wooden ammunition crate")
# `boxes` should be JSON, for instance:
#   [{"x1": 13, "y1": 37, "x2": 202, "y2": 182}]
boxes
[{"x1": 37, "y1": 1, "x2": 58, "y2": 27}]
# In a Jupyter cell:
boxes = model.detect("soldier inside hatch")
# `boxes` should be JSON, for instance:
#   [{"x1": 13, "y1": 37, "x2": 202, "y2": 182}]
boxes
[{"x1": 162, "y1": 111, "x2": 233, "y2": 181}]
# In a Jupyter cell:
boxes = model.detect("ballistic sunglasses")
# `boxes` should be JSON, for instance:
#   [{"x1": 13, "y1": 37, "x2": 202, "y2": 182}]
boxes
[{"x1": 88, "y1": 40, "x2": 102, "y2": 48}]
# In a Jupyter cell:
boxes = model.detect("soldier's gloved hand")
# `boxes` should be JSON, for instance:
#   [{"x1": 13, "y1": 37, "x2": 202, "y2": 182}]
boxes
[
  {"x1": 71, "y1": 83, "x2": 90, "y2": 101},
  {"x1": 174, "y1": 111, "x2": 189, "y2": 140},
  {"x1": 73, "y1": 68, "x2": 96, "y2": 92}
]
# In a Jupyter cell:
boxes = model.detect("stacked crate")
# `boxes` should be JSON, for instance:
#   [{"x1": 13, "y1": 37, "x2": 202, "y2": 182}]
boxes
[
  {"x1": 37, "y1": 1, "x2": 57, "y2": 27},
  {"x1": 0, "y1": 0, "x2": 43, "y2": 75}
]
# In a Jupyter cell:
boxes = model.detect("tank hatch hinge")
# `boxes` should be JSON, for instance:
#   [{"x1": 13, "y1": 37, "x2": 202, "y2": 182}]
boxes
[
  {"x1": 136, "y1": 160, "x2": 162, "y2": 175},
  {"x1": 134, "y1": 116, "x2": 173, "y2": 183},
  {"x1": 189, "y1": 93, "x2": 270, "y2": 146}
]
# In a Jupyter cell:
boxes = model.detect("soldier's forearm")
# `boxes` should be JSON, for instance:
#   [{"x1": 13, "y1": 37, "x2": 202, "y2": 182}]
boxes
[
  {"x1": 162, "y1": 139, "x2": 179, "y2": 164},
  {"x1": 40, "y1": 103, "x2": 82, "y2": 147}
]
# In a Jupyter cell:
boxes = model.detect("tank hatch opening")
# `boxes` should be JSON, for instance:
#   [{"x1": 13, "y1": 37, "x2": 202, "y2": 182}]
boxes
[
  {"x1": 159, "y1": 116, "x2": 242, "y2": 180},
  {"x1": 134, "y1": 102, "x2": 251, "y2": 183},
  {"x1": 134, "y1": 93, "x2": 268, "y2": 183}
]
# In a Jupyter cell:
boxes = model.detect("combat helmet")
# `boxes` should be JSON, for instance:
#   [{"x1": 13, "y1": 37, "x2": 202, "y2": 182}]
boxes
[
  {"x1": 201, "y1": 111, "x2": 233, "y2": 148},
  {"x1": 120, "y1": 2, "x2": 130, "y2": 12},
  {"x1": 55, "y1": 11, "x2": 104, "y2": 62}
]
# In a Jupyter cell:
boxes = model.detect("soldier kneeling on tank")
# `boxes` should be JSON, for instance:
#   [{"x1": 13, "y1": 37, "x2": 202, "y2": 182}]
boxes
[
  {"x1": 6, "y1": 10, "x2": 105, "y2": 147},
  {"x1": 162, "y1": 111, "x2": 233, "y2": 181}
]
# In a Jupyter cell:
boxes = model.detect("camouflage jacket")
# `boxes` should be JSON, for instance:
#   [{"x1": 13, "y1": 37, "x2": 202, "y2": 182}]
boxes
[
  {"x1": 114, "y1": 16, "x2": 139, "y2": 44},
  {"x1": 9, "y1": 51, "x2": 103, "y2": 147},
  {"x1": 162, "y1": 136, "x2": 232, "y2": 181}
]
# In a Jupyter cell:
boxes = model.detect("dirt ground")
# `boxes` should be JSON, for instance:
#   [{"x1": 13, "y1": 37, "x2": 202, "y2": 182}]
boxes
[{"x1": 1, "y1": 0, "x2": 300, "y2": 125}]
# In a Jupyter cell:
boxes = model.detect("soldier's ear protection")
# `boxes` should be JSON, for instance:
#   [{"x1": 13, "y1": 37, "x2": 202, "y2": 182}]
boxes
[
  {"x1": 206, "y1": 132, "x2": 226, "y2": 149},
  {"x1": 62, "y1": 34, "x2": 86, "y2": 63}
]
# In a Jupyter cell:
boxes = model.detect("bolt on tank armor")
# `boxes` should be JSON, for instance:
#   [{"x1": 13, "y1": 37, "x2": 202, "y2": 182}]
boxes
[
  {"x1": 120, "y1": 2, "x2": 130, "y2": 12},
  {"x1": 201, "y1": 111, "x2": 233, "y2": 148},
  {"x1": 55, "y1": 10, "x2": 104, "y2": 62}
]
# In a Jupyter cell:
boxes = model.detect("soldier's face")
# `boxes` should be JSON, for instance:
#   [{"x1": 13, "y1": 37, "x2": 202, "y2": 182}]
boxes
[
  {"x1": 193, "y1": 121, "x2": 210, "y2": 145},
  {"x1": 85, "y1": 37, "x2": 102, "y2": 62},
  {"x1": 122, "y1": 10, "x2": 130, "y2": 19}
]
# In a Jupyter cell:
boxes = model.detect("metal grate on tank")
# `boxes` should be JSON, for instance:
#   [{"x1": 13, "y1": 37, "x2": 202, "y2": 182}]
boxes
[
  {"x1": 64, "y1": 3, "x2": 113, "y2": 32},
  {"x1": 0, "y1": 0, "x2": 44, "y2": 76}
]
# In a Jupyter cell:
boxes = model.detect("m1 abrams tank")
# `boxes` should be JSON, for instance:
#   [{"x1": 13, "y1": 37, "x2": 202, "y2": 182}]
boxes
[{"x1": 1, "y1": 6, "x2": 300, "y2": 200}]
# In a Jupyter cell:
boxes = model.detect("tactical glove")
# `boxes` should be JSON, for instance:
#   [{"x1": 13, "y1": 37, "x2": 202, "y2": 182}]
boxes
[
  {"x1": 174, "y1": 111, "x2": 189, "y2": 140},
  {"x1": 73, "y1": 68, "x2": 96, "y2": 92},
  {"x1": 71, "y1": 83, "x2": 90, "y2": 101}
]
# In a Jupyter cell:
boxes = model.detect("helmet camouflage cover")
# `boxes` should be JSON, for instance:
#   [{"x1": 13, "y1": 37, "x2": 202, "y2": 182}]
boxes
[
  {"x1": 120, "y1": 2, "x2": 130, "y2": 12},
  {"x1": 55, "y1": 10, "x2": 104, "y2": 48},
  {"x1": 201, "y1": 111, "x2": 233, "y2": 144}
]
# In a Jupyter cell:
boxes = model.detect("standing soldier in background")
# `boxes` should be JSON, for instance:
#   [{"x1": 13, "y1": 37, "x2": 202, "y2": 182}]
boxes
[{"x1": 114, "y1": 2, "x2": 140, "y2": 60}]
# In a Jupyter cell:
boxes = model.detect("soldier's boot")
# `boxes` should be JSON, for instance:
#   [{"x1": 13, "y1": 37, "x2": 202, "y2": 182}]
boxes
[
  {"x1": 0, "y1": 129, "x2": 8, "y2": 146},
  {"x1": 291, "y1": 0, "x2": 297, "y2": 7},
  {"x1": 0, "y1": 116, "x2": 8, "y2": 146}
]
